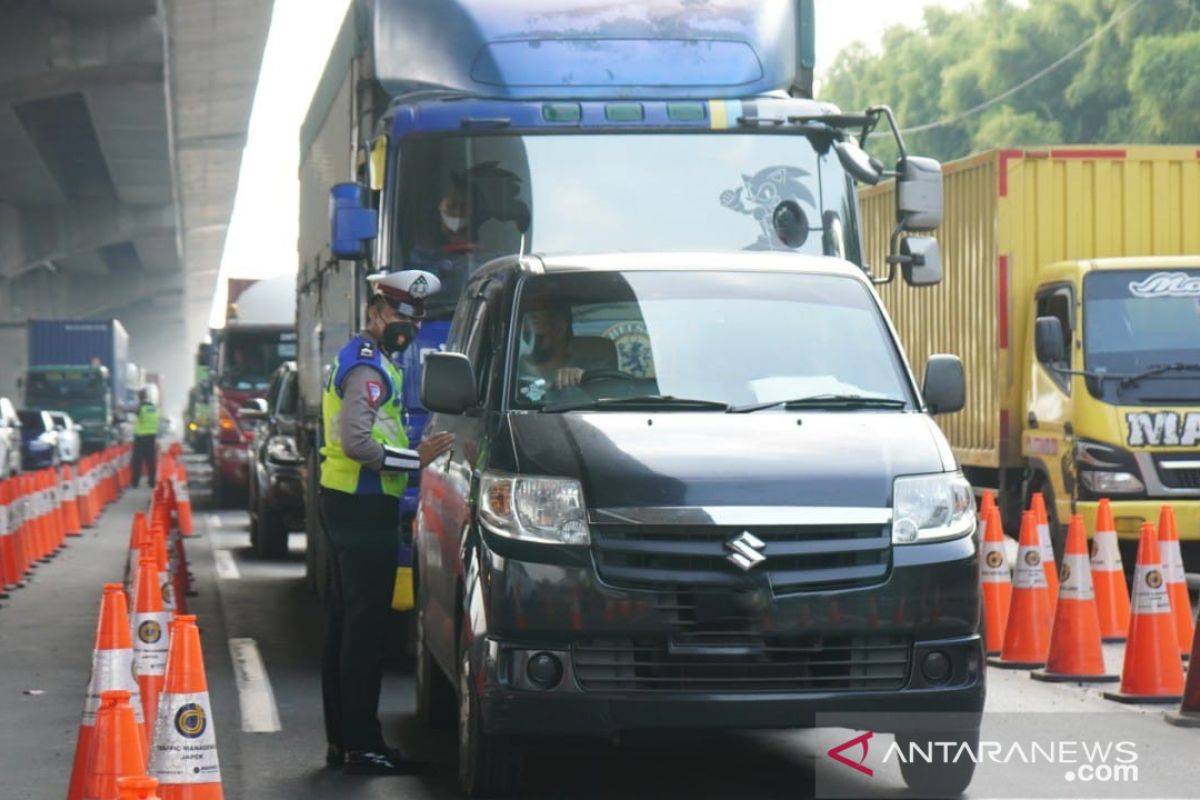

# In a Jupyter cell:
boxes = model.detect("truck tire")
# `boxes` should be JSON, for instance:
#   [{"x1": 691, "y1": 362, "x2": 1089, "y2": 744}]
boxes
[
  {"x1": 458, "y1": 621, "x2": 521, "y2": 797},
  {"x1": 416, "y1": 603, "x2": 456, "y2": 730},
  {"x1": 896, "y1": 729, "x2": 978, "y2": 798}
]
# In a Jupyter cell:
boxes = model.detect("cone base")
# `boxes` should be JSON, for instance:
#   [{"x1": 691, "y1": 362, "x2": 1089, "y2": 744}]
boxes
[
  {"x1": 987, "y1": 656, "x2": 1046, "y2": 669},
  {"x1": 1102, "y1": 689, "x2": 1182, "y2": 704},
  {"x1": 1031, "y1": 669, "x2": 1118, "y2": 683},
  {"x1": 1100, "y1": 635, "x2": 1126, "y2": 643},
  {"x1": 1164, "y1": 710, "x2": 1200, "y2": 728}
]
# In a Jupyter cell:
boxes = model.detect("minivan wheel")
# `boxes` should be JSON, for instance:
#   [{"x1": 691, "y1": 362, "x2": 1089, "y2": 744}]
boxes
[
  {"x1": 458, "y1": 630, "x2": 521, "y2": 797},
  {"x1": 415, "y1": 606, "x2": 455, "y2": 729},
  {"x1": 895, "y1": 729, "x2": 978, "y2": 798},
  {"x1": 255, "y1": 503, "x2": 289, "y2": 560}
]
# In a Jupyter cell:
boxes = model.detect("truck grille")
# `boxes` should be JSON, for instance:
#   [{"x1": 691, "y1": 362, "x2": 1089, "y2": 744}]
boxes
[
  {"x1": 572, "y1": 635, "x2": 910, "y2": 693},
  {"x1": 590, "y1": 523, "x2": 891, "y2": 595},
  {"x1": 1156, "y1": 457, "x2": 1200, "y2": 490}
]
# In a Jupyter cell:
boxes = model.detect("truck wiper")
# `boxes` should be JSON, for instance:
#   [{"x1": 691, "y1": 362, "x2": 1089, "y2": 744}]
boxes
[
  {"x1": 728, "y1": 394, "x2": 908, "y2": 414},
  {"x1": 542, "y1": 395, "x2": 731, "y2": 413},
  {"x1": 1118, "y1": 362, "x2": 1200, "y2": 388}
]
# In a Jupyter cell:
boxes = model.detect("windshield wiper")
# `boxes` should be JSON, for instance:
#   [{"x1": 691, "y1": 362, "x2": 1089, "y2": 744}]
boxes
[
  {"x1": 729, "y1": 394, "x2": 908, "y2": 414},
  {"x1": 542, "y1": 395, "x2": 731, "y2": 413},
  {"x1": 1118, "y1": 362, "x2": 1200, "y2": 388}
]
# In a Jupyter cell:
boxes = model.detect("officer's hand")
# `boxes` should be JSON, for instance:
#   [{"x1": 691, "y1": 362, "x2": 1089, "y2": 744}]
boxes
[
  {"x1": 554, "y1": 368, "x2": 585, "y2": 388},
  {"x1": 418, "y1": 431, "x2": 455, "y2": 468}
]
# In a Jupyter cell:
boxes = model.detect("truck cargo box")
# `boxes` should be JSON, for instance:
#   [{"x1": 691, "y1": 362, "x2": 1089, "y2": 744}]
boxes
[
  {"x1": 27, "y1": 319, "x2": 130, "y2": 404},
  {"x1": 864, "y1": 146, "x2": 1200, "y2": 469}
]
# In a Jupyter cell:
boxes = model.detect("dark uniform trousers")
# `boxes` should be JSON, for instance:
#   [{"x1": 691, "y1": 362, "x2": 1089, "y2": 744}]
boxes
[
  {"x1": 318, "y1": 488, "x2": 400, "y2": 752},
  {"x1": 132, "y1": 435, "x2": 157, "y2": 487}
]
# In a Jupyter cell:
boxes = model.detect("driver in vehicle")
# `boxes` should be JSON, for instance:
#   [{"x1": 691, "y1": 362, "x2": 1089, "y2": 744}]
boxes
[{"x1": 518, "y1": 296, "x2": 587, "y2": 392}]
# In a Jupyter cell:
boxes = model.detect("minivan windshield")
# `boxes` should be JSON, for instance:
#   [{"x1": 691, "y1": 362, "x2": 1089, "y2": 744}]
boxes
[
  {"x1": 1084, "y1": 269, "x2": 1200, "y2": 404},
  {"x1": 509, "y1": 270, "x2": 913, "y2": 411}
]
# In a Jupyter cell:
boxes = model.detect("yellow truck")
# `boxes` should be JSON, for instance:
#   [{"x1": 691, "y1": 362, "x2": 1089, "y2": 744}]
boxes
[{"x1": 863, "y1": 146, "x2": 1200, "y2": 560}]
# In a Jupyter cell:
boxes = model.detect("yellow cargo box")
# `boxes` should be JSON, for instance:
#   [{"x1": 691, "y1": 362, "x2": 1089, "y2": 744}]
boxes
[{"x1": 864, "y1": 146, "x2": 1200, "y2": 470}]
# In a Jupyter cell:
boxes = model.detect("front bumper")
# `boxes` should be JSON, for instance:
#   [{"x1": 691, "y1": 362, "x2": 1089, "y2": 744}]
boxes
[
  {"x1": 470, "y1": 533, "x2": 984, "y2": 735},
  {"x1": 1076, "y1": 499, "x2": 1200, "y2": 541}
]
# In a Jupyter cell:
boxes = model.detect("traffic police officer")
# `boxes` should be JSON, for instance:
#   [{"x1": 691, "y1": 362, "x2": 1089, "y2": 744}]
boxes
[
  {"x1": 131, "y1": 389, "x2": 159, "y2": 487},
  {"x1": 319, "y1": 269, "x2": 454, "y2": 775}
]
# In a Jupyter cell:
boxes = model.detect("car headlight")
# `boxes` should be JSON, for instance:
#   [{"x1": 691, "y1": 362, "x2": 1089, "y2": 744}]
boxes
[
  {"x1": 892, "y1": 472, "x2": 974, "y2": 544},
  {"x1": 1079, "y1": 470, "x2": 1144, "y2": 495},
  {"x1": 266, "y1": 435, "x2": 302, "y2": 464},
  {"x1": 478, "y1": 471, "x2": 589, "y2": 545}
]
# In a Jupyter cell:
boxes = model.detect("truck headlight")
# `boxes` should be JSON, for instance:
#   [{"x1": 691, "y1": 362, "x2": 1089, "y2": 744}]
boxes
[
  {"x1": 892, "y1": 472, "x2": 974, "y2": 544},
  {"x1": 1079, "y1": 470, "x2": 1144, "y2": 495},
  {"x1": 266, "y1": 435, "x2": 302, "y2": 464},
  {"x1": 479, "y1": 471, "x2": 589, "y2": 545}
]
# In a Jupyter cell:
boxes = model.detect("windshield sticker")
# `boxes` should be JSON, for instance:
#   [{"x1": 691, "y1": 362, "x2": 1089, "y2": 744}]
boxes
[
  {"x1": 720, "y1": 165, "x2": 815, "y2": 250},
  {"x1": 1128, "y1": 272, "x2": 1200, "y2": 298},
  {"x1": 1126, "y1": 411, "x2": 1200, "y2": 447},
  {"x1": 602, "y1": 322, "x2": 655, "y2": 378}
]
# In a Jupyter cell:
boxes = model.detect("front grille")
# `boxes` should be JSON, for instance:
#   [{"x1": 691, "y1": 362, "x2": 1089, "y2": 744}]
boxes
[
  {"x1": 572, "y1": 635, "x2": 910, "y2": 692},
  {"x1": 1156, "y1": 458, "x2": 1200, "y2": 490},
  {"x1": 591, "y1": 523, "x2": 890, "y2": 594}
]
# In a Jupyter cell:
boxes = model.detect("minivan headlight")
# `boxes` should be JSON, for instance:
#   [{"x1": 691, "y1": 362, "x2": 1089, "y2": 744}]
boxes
[
  {"x1": 892, "y1": 472, "x2": 974, "y2": 544},
  {"x1": 479, "y1": 471, "x2": 589, "y2": 545}
]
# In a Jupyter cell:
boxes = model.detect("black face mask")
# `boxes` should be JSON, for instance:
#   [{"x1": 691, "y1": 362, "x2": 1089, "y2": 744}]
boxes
[{"x1": 381, "y1": 321, "x2": 417, "y2": 356}]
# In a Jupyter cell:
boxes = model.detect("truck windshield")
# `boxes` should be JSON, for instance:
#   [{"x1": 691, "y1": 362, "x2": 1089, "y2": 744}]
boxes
[
  {"x1": 1084, "y1": 269, "x2": 1200, "y2": 404},
  {"x1": 509, "y1": 270, "x2": 912, "y2": 411},
  {"x1": 397, "y1": 133, "x2": 858, "y2": 318},
  {"x1": 26, "y1": 370, "x2": 107, "y2": 403},
  {"x1": 218, "y1": 330, "x2": 298, "y2": 391}
]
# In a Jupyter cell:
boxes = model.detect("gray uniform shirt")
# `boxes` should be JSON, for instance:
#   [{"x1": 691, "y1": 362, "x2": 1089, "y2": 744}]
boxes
[{"x1": 339, "y1": 360, "x2": 388, "y2": 472}]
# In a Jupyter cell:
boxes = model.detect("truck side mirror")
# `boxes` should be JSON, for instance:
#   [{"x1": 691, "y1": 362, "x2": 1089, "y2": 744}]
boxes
[
  {"x1": 1034, "y1": 316, "x2": 1066, "y2": 365},
  {"x1": 922, "y1": 354, "x2": 965, "y2": 415},
  {"x1": 897, "y1": 156, "x2": 943, "y2": 231},
  {"x1": 329, "y1": 182, "x2": 378, "y2": 260},
  {"x1": 422, "y1": 353, "x2": 477, "y2": 415},
  {"x1": 901, "y1": 237, "x2": 942, "y2": 287}
]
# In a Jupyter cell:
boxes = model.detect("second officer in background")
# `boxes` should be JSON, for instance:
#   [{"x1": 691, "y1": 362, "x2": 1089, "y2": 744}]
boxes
[{"x1": 319, "y1": 269, "x2": 454, "y2": 775}]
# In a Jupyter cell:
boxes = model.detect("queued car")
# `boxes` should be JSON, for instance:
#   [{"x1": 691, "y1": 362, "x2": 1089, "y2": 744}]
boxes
[
  {"x1": 46, "y1": 411, "x2": 82, "y2": 464},
  {"x1": 0, "y1": 398, "x2": 21, "y2": 476},
  {"x1": 241, "y1": 362, "x2": 305, "y2": 559},
  {"x1": 17, "y1": 410, "x2": 60, "y2": 471}
]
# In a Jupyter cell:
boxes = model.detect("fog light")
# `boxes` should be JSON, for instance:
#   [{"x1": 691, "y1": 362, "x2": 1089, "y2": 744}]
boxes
[
  {"x1": 526, "y1": 652, "x2": 563, "y2": 689},
  {"x1": 921, "y1": 650, "x2": 952, "y2": 684}
]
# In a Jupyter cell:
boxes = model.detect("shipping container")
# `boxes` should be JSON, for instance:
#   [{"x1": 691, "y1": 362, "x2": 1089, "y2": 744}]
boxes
[
  {"x1": 27, "y1": 319, "x2": 130, "y2": 402},
  {"x1": 864, "y1": 146, "x2": 1200, "y2": 547}
]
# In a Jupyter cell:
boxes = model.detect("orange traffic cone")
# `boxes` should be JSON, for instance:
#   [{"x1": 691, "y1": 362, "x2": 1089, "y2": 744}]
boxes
[
  {"x1": 62, "y1": 465, "x2": 83, "y2": 536},
  {"x1": 1090, "y1": 499, "x2": 1130, "y2": 642},
  {"x1": 989, "y1": 511, "x2": 1053, "y2": 668},
  {"x1": 1158, "y1": 505, "x2": 1194, "y2": 658},
  {"x1": 151, "y1": 525, "x2": 178, "y2": 616},
  {"x1": 150, "y1": 615, "x2": 223, "y2": 799},
  {"x1": 1032, "y1": 515, "x2": 1117, "y2": 682},
  {"x1": 126, "y1": 512, "x2": 150, "y2": 600},
  {"x1": 172, "y1": 467, "x2": 194, "y2": 537},
  {"x1": 979, "y1": 504, "x2": 1012, "y2": 656},
  {"x1": 0, "y1": 479, "x2": 21, "y2": 590},
  {"x1": 119, "y1": 776, "x2": 163, "y2": 800},
  {"x1": 1103, "y1": 522, "x2": 1185, "y2": 704},
  {"x1": 1030, "y1": 493, "x2": 1059, "y2": 598},
  {"x1": 68, "y1": 585, "x2": 146, "y2": 800},
  {"x1": 1166, "y1": 621, "x2": 1200, "y2": 727},
  {"x1": 84, "y1": 689, "x2": 147, "y2": 800},
  {"x1": 979, "y1": 491, "x2": 996, "y2": 540},
  {"x1": 133, "y1": 555, "x2": 171, "y2": 741}
]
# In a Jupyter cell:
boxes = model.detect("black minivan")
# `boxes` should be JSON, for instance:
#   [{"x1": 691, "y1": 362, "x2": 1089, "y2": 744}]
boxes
[{"x1": 416, "y1": 252, "x2": 982, "y2": 797}]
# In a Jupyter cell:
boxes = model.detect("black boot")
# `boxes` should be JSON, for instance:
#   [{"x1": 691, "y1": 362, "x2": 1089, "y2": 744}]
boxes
[{"x1": 343, "y1": 748, "x2": 429, "y2": 776}]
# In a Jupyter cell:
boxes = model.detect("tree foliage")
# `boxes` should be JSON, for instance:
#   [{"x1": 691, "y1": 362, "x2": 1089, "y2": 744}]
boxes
[{"x1": 822, "y1": 0, "x2": 1200, "y2": 163}]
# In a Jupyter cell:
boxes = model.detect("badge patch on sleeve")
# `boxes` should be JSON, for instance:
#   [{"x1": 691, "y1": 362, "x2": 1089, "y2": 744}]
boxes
[{"x1": 366, "y1": 381, "x2": 384, "y2": 407}]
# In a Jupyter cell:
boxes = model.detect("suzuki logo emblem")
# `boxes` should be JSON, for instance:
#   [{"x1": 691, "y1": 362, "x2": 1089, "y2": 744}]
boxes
[{"x1": 725, "y1": 531, "x2": 766, "y2": 571}]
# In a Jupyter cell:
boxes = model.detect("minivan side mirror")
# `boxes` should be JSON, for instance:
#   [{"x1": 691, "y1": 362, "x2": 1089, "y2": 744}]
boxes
[
  {"x1": 897, "y1": 156, "x2": 943, "y2": 231},
  {"x1": 922, "y1": 354, "x2": 965, "y2": 415},
  {"x1": 237, "y1": 398, "x2": 269, "y2": 420},
  {"x1": 1034, "y1": 316, "x2": 1066, "y2": 365},
  {"x1": 901, "y1": 237, "x2": 942, "y2": 287},
  {"x1": 422, "y1": 353, "x2": 477, "y2": 415},
  {"x1": 329, "y1": 182, "x2": 378, "y2": 260}
]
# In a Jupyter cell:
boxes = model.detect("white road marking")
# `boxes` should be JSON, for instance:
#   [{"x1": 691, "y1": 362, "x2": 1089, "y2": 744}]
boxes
[
  {"x1": 207, "y1": 514, "x2": 222, "y2": 529},
  {"x1": 228, "y1": 638, "x2": 282, "y2": 733},
  {"x1": 214, "y1": 550, "x2": 240, "y2": 580}
]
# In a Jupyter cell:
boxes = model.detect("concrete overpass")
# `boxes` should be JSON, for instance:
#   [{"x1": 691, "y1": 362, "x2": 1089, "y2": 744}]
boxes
[{"x1": 0, "y1": 0, "x2": 273, "y2": 415}]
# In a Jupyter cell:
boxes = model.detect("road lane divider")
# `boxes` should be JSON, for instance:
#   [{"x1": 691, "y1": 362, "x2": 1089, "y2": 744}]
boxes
[
  {"x1": 213, "y1": 550, "x2": 239, "y2": 580},
  {"x1": 228, "y1": 638, "x2": 282, "y2": 733}
]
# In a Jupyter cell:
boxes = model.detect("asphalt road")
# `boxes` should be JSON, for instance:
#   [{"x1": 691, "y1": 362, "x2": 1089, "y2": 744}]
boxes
[{"x1": 3, "y1": 454, "x2": 1200, "y2": 799}]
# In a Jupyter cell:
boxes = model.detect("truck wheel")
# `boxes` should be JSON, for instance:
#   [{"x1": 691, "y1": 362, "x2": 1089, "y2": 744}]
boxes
[
  {"x1": 896, "y1": 729, "x2": 978, "y2": 797},
  {"x1": 458, "y1": 623, "x2": 521, "y2": 797},
  {"x1": 416, "y1": 605, "x2": 456, "y2": 730},
  {"x1": 255, "y1": 502, "x2": 289, "y2": 560}
]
